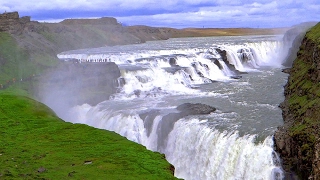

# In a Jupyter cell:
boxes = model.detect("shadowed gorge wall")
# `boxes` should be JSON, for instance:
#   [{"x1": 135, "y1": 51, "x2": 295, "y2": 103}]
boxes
[{"x1": 274, "y1": 22, "x2": 320, "y2": 180}]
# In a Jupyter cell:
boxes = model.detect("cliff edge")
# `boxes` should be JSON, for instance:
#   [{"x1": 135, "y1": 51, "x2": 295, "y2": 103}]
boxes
[{"x1": 274, "y1": 23, "x2": 320, "y2": 179}]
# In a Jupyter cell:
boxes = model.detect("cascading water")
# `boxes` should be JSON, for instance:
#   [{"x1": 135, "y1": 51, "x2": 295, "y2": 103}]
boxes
[{"x1": 58, "y1": 35, "x2": 289, "y2": 180}]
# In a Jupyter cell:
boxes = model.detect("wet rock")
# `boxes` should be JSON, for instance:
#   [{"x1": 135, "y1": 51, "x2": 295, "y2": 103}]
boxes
[
  {"x1": 230, "y1": 75, "x2": 242, "y2": 79},
  {"x1": 169, "y1": 57, "x2": 177, "y2": 66},
  {"x1": 37, "y1": 167, "x2": 46, "y2": 173},
  {"x1": 176, "y1": 103, "x2": 216, "y2": 115},
  {"x1": 213, "y1": 59, "x2": 223, "y2": 70},
  {"x1": 133, "y1": 89, "x2": 141, "y2": 97},
  {"x1": 162, "y1": 66, "x2": 189, "y2": 74},
  {"x1": 197, "y1": 71, "x2": 204, "y2": 77},
  {"x1": 282, "y1": 68, "x2": 291, "y2": 74},
  {"x1": 139, "y1": 109, "x2": 161, "y2": 136},
  {"x1": 215, "y1": 48, "x2": 247, "y2": 75},
  {"x1": 157, "y1": 103, "x2": 216, "y2": 151}
]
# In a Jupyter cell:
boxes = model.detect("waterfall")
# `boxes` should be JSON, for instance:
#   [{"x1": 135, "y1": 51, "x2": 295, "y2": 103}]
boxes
[
  {"x1": 58, "y1": 38, "x2": 284, "y2": 100},
  {"x1": 166, "y1": 119, "x2": 283, "y2": 180},
  {"x1": 55, "y1": 35, "x2": 289, "y2": 180},
  {"x1": 65, "y1": 104, "x2": 284, "y2": 180}
]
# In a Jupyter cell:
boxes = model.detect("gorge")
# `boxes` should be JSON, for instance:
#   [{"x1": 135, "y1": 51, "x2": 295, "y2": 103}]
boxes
[{"x1": 0, "y1": 11, "x2": 319, "y2": 179}]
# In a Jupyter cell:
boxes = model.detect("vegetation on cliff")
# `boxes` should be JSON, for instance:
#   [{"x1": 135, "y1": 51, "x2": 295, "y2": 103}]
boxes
[
  {"x1": 275, "y1": 22, "x2": 320, "y2": 179},
  {"x1": 0, "y1": 88, "x2": 177, "y2": 179}
]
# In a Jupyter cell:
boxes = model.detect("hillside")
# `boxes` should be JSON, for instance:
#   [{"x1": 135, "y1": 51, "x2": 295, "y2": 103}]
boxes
[
  {"x1": 274, "y1": 23, "x2": 320, "y2": 179},
  {"x1": 0, "y1": 88, "x2": 177, "y2": 179},
  {"x1": 0, "y1": 12, "x2": 178, "y2": 179},
  {"x1": 171, "y1": 27, "x2": 288, "y2": 37}
]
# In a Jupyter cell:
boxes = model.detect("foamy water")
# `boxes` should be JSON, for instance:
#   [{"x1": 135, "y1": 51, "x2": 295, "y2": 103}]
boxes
[{"x1": 56, "y1": 35, "x2": 289, "y2": 180}]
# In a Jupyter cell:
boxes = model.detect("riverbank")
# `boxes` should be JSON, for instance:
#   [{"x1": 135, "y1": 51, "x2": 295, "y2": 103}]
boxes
[
  {"x1": 0, "y1": 87, "x2": 177, "y2": 179},
  {"x1": 274, "y1": 22, "x2": 320, "y2": 179},
  {"x1": 0, "y1": 12, "x2": 178, "y2": 179}
]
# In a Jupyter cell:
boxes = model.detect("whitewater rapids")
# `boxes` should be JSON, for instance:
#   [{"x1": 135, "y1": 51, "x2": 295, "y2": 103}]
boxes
[{"x1": 57, "y1": 35, "x2": 289, "y2": 180}]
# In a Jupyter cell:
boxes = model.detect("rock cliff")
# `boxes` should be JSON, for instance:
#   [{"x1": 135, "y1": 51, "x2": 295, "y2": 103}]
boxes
[
  {"x1": 274, "y1": 23, "x2": 320, "y2": 179},
  {"x1": 0, "y1": 12, "x2": 175, "y2": 57},
  {"x1": 0, "y1": 11, "x2": 30, "y2": 34}
]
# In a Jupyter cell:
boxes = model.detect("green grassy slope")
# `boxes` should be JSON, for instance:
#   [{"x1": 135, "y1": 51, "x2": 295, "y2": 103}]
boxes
[
  {"x1": 0, "y1": 24, "x2": 179, "y2": 179},
  {"x1": 0, "y1": 89, "x2": 177, "y2": 179}
]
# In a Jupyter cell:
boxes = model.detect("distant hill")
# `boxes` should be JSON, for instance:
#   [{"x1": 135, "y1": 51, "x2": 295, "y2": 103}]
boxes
[{"x1": 0, "y1": 11, "x2": 287, "y2": 86}]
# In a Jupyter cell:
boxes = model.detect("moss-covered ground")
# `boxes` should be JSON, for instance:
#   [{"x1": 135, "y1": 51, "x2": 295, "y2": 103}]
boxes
[{"x1": 0, "y1": 88, "x2": 177, "y2": 179}]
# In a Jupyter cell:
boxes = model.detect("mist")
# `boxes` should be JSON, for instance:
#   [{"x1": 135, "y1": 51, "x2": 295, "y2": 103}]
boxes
[
  {"x1": 280, "y1": 22, "x2": 318, "y2": 67},
  {"x1": 37, "y1": 61, "x2": 121, "y2": 119}
]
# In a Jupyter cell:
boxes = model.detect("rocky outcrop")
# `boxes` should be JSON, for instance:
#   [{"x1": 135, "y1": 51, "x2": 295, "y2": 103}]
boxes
[
  {"x1": 274, "y1": 23, "x2": 320, "y2": 180},
  {"x1": 0, "y1": 11, "x2": 30, "y2": 34},
  {"x1": 215, "y1": 48, "x2": 246, "y2": 75},
  {"x1": 139, "y1": 103, "x2": 216, "y2": 151}
]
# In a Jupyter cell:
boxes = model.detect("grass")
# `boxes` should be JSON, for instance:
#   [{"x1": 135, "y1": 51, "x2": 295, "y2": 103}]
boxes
[{"x1": 0, "y1": 89, "x2": 177, "y2": 179}]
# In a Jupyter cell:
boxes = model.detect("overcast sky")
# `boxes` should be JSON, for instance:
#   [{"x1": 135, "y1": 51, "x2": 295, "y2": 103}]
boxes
[{"x1": 0, "y1": 0, "x2": 319, "y2": 28}]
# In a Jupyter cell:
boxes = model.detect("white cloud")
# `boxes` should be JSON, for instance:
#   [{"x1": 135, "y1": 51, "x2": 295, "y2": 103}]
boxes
[
  {"x1": 0, "y1": 0, "x2": 318, "y2": 28},
  {"x1": 0, "y1": 0, "x2": 282, "y2": 11}
]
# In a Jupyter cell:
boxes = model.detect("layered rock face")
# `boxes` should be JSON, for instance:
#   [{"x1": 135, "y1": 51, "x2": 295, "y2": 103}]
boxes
[
  {"x1": 0, "y1": 12, "x2": 30, "y2": 34},
  {"x1": 274, "y1": 23, "x2": 320, "y2": 179}
]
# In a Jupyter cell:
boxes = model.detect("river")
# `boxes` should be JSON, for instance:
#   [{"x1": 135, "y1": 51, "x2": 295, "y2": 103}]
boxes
[{"x1": 58, "y1": 35, "x2": 289, "y2": 180}]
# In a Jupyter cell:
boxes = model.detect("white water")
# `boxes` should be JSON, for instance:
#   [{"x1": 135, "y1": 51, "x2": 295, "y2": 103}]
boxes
[
  {"x1": 57, "y1": 35, "x2": 289, "y2": 180},
  {"x1": 166, "y1": 119, "x2": 282, "y2": 180},
  {"x1": 66, "y1": 102, "x2": 284, "y2": 180}
]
